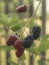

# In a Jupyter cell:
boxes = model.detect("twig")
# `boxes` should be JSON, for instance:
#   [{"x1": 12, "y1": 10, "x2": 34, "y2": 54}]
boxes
[{"x1": 18, "y1": 0, "x2": 42, "y2": 36}]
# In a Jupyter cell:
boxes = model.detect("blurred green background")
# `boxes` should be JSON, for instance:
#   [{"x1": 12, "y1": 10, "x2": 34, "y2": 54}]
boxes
[{"x1": 0, "y1": 0, "x2": 49, "y2": 65}]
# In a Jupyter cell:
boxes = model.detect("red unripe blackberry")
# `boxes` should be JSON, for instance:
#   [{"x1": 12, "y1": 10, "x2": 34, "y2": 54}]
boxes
[
  {"x1": 16, "y1": 5, "x2": 27, "y2": 13},
  {"x1": 15, "y1": 46, "x2": 25, "y2": 57},
  {"x1": 30, "y1": 26, "x2": 41, "y2": 40},
  {"x1": 23, "y1": 35, "x2": 34, "y2": 48},
  {"x1": 6, "y1": 35, "x2": 17, "y2": 46},
  {"x1": 14, "y1": 39, "x2": 23, "y2": 49}
]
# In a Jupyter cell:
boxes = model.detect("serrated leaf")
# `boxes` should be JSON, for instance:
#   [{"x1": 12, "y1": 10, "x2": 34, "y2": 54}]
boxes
[{"x1": 0, "y1": 46, "x2": 15, "y2": 51}]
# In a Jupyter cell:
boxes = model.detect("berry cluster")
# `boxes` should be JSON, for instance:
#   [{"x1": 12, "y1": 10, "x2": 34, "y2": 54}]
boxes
[
  {"x1": 6, "y1": 26, "x2": 41, "y2": 57},
  {"x1": 6, "y1": 35, "x2": 34, "y2": 57},
  {"x1": 6, "y1": 35, "x2": 25, "y2": 57},
  {"x1": 6, "y1": 5, "x2": 41, "y2": 58}
]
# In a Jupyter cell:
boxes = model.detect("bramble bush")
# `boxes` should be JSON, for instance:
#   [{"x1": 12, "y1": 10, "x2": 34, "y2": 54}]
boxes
[{"x1": 0, "y1": 4, "x2": 49, "y2": 65}]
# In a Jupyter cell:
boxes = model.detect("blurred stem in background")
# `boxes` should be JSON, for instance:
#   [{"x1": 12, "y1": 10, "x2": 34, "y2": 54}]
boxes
[
  {"x1": 5, "y1": 0, "x2": 10, "y2": 14},
  {"x1": 4, "y1": 1, "x2": 11, "y2": 65},
  {"x1": 30, "y1": 54, "x2": 34, "y2": 65},
  {"x1": 29, "y1": 0, "x2": 34, "y2": 17},
  {"x1": 29, "y1": 0, "x2": 34, "y2": 65},
  {"x1": 18, "y1": 0, "x2": 23, "y2": 18},
  {"x1": 4, "y1": 26, "x2": 10, "y2": 65},
  {"x1": 25, "y1": 51, "x2": 30, "y2": 65},
  {"x1": 0, "y1": 0, "x2": 1, "y2": 15},
  {"x1": 41, "y1": 0, "x2": 46, "y2": 62},
  {"x1": 4, "y1": 0, "x2": 11, "y2": 65},
  {"x1": 5, "y1": 2, "x2": 9, "y2": 14}
]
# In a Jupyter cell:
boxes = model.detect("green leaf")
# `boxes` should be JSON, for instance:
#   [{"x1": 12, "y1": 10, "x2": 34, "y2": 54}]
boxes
[
  {"x1": 26, "y1": 42, "x2": 38, "y2": 55},
  {"x1": 10, "y1": 24, "x2": 21, "y2": 32},
  {"x1": 27, "y1": 47, "x2": 38, "y2": 55},
  {"x1": 8, "y1": 16, "x2": 24, "y2": 26},
  {"x1": 0, "y1": 46, "x2": 15, "y2": 51},
  {"x1": 38, "y1": 35, "x2": 49, "y2": 53},
  {"x1": 10, "y1": 61, "x2": 18, "y2": 65},
  {"x1": 10, "y1": 21, "x2": 26, "y2": 32},
  {"x1": 8, "y1": 16, "x2": 19, "y2": 26}
]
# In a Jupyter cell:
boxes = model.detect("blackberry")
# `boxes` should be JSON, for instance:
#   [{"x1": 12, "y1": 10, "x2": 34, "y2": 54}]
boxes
[
  {"x1": 23, "y1": 36, "x2": 34, "y2": 48},
  {"x1": 16, "y1": 5, "x2": 27, "y2": 13},
  {"x1": 15, "y1": 46, "x2": 25, "y2": 57},
  {"x1": 6, "y1": 35, "x2": 17, "y2": 46},
  {"x1": 30, "y1": 26, "x2": 41, "y2": 40},
  {"x1": 14, "y1": 39, "x2": 23, "y2": 49}
]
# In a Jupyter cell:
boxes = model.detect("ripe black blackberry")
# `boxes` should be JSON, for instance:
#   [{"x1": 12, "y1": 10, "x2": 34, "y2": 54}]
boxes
[
  {"x1": 30, "y1": 26, "x2": 41, "y2": 40},
  {"x1": 23, "y1": 36, "x2": 34, "y2": 48}
]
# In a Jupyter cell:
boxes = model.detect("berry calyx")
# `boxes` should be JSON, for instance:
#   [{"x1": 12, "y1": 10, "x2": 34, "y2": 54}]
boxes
[
  {"x1": 14, "y1": 39, "x2": 23, "y2": 49},
  {"x1": 23, "y1": 35, "x2": 34, "y2": 48},
  {"x1": 6, "y1": 35, "x2": 17, "y2": 46},
  {"x1": 16, "y1": 5, "x2": 27, "y2": 13},
  {"x1": 30, "y1": 26, "x2": 41, "y2": 40},
  {"x1": 15, "y1": 46, "x2": 25, "y2": 57}
]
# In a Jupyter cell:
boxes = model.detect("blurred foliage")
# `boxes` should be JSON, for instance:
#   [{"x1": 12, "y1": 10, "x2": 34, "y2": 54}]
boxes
[
  {"x1": 38, "y1": 60, "x2": 46, "y2": 65},
  {"x1": 10, "y1": 61, "x2": 18, "y2": 65},
  {"x1": 0, "y1": 0, "x2": 18, "y2": 14}
]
